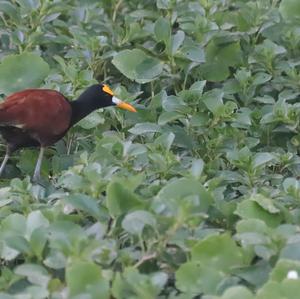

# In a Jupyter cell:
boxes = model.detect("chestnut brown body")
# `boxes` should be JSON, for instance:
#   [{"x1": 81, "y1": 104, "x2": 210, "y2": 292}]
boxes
[{"x1": 0, "y1": 89, "x2": 71, "y2": 153}]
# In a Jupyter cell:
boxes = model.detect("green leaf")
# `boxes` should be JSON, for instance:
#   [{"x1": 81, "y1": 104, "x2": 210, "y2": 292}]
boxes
[
  {"x1": 158, "y1": 111, "x2": 183, "y2": 125},
  {"x1": 5, "y1": 236, "x2": 31, "y2": 254},
  {"x1": 154, "y1": 132, "x2": 175, "y2": 151},
  {"x1": 201, "y1": 41, "x2": 242, "y2": 81},
  {"x1": 106, "y1": 181, "x2": 144, "y2": 217},
  {"x1": 190, "y1": 159, "x2": 204, "y2": 179},
  {"x1": 0, "y1": 52, "x2": 50, "y2": 94},
  {"x1": 129, "y1": 122, "x2": 161, "y2": 135},
  {"x1": 181, "y1": 45, "x2": 205, "y2": 63},
  {"x1": 66, "y1": 261, "x2": 109, "y2": 299},
  {"x1": 112, "y1": 49, "x2": 163, "y2": 83},
  {"x1": 235, "y1": 199, "x2": 282, "y2": 228},
  {"x1": 0, "y1": 1, "x2": 18, "y2": 19},
  {"x1": 30, "y1": 227, "x2": 48, "y2": 259},
  {"x1": 250, "y1": 194, "x2": 280, "y2": 214},
  {"x1": 202, "y1": 89, "x2": 224, "y2": 115},
  {"x1": 219, "y1": 286, "x2": 254, "y2": 299},
  {"x1": 122, "y1": 210, "x2": 156, "y2": 235},
  {"x1": 191, "y1": 234, "x2": 245, "y2": 268},
  {"x1": 171, "y1": 31, "x2": 185, "y2": 54},
  {"x1": 253, "y1": 153, "x2": 276, "y2": 168},
  {"x1": 154, "y1": 17, "x2": 171, "y2": 43},
  {"x1": 156, "y1": 0, "x2": 170, "y2": 9},
  {"x1": 176, "y1": 261, "x2": 220, "y2": 296},
  {"x1": 283, "y1": 178, "x2": 300, "y2": 196},
  {"x1": 280, "y1": 242, "x2": 300, "y2": 261},
  {"x1": 256, "y1": 280, "x2": 300, "y2": 299},
  {"x1": 77, "y1": 111, "x2": 105, "y2": 129},
  {"x1": 176, "y1": 234, "x2": 246, "y2": 295},
  {"x1": 154, "y1": 177, "x2": 213, "y2": 214},
  {"x1": 14, "y1": 264, "x2": 50, "y2": 287},
  {"x1": 279, "y1": 0, "x2": 300, "y2": 22},
  {"x1": 252, "y1": 73, "x2": 272, "y2": 85},
  {"x1": 112, "y1": 268, "x2": 167, "y2": 298},
  {"x1": 26, "y1": 210, "x2": 49, "y2": 238},
  {"x1": 2, "y1": 213, "x2": 26, "y2": 236},
  {"x1": 64, "y1": 194, "x2": 104, "y2": 220}
]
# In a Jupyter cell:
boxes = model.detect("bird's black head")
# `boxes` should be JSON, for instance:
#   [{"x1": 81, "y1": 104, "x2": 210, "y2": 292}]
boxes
[
  {"x1": 70, "y1": 83, "x2": 136, "y2": 126},
  {"x1": 78, "y1": 84, "x2": 136, "y2": 112}
]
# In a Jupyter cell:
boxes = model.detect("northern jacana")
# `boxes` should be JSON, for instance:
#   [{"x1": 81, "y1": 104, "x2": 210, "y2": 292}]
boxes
[{"x1": 0, "y1": 84, "x2": 136, "y2": 181}]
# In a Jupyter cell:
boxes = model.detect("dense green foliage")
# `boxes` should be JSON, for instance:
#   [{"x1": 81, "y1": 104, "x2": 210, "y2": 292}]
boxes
[{"x1": 1, "y1": 0, "x2": 300, "y2": 298}]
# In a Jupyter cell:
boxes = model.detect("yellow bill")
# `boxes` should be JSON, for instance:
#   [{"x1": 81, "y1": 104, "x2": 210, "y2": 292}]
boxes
[{"x1": 112, "y1": 96, "x2": 137, "y2": 112}]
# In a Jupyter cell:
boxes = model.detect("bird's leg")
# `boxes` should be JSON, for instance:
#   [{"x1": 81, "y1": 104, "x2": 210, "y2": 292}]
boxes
[
  {"x1": 0, "y1": 147, "x2": 10, "y2": 177},
  {"x1": 32, "y1": 147, "x2": 45, "y2": 182}
]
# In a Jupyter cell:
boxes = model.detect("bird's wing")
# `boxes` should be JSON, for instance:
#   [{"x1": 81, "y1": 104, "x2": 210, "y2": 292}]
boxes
[{"x1": 0, "y1": 89, "x2": 72, "y2": 136}]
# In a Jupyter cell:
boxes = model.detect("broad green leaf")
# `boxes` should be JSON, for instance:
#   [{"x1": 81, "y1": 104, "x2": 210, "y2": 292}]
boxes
[
  {"x1": 14, "y1": 264, "x2": 50, "y2": 287},
  {"x1": 256, "y1": 280, "x2": 300, "y2": 299},
  {"x1": 218, "y1": 286, "x2": 254, "y2": 299},
  {"x1": 250, "y1": 194, "x2": 280, "y2": 214},
  {"x1": 129, "y1": 122, "x2": 161, "y2": 135},
  {"x1": 112, "y1": 49, "x2": 163, "y2": 83},
  {"x1": 158, "y1": 111, "x2": 183, "y2": 125},
  {"x1": 176, "y1": 261, "x2": 221, "y2": 295},
  {"x1": 253, "y1": 153, "x2": 276, "y2": 168},
  {"x1": 78, "y1": 111, "x2": 105, "y2": 129},
  {"x1": 43, "y1": 249, "x2": 66, "y2": 270},
  {"x1": 154, "y1": 17, "x2": 171, "y2": 43},
  {"x1": 191, "y1": 234, "x2": 245, "y2": 268},
  {"x1": 176, "y1": 234, "x2": 246, "y2": 295},
  {"x1": 280, "y1": 241, "x2": 300, "y2": 261},
  {"x1": 26, "y1": 210, "x2": 49, "y2": 239},
  {"x1": 106, "y1": 181, "x2": 144, "y2": 217},
  {"x1": 0, "y1": 187, "x2": 12, "y2": 207},
  {"x1": 201, "y1": 41, "x2": 242, "y2": 81},
  {"x1": 162, "y1": 95, "x2": 188, "y2": 113},
  {"x1": 279, "y1": 0, "x2": 300, "y2": 22},
  {"x1": 233, "y1": 261, "x2": 271, "y2": 288},
  {"x1": 112, "y1": 267, "x2": 167, "y2": 299},
  {"x1": 202, "y1": 89, "x2": 224, "y2": 115},
  {"x1": 1, "y1": 214, "x2": 26, "y2": 236},
  {"x1": 66, "y1": 261, "x2": 109, "y2": 299},
  {"x1": 156, "y1": 0, "x2": 170, "y2": 9},
  {"x1": 154, "y1": 177, "x2": 213, "y2": 214},
  {"x1": 154, "y1": 132, "x2": 175, "y2": 150},
  {"x1": 16, "y1": 0, "x2": 40, "y2": 10},
  {"x1": 122, "y1": 210, "x2": 156, "y2": 235},
  {"x1": 63, "y1": 194, "x2": 104, "y2": 220},
  {"x1": 0, "y1": 53, "x2": 50, "y2": 94},
  {"x1": 171, "y1": 31, "x2": 185, "y2": 54},
  {"x1": 30, "y1": 227, "x2": 48, "y2": 259},
  {"x1": 5, "y1": 236, "x2": 31, "y2": 254},
  {"x1": 236, "y1": 219, "x2": 270, "y2": 235},
  {"x1": 181, "y1": 45, "x2": 205, "y2": 63},
  {"x1": 190, "y1": 80, "x2": 206, "y2": 94},
  {"x1": 0, "y1": 1, "x2": 18, "y2": 19},
  {"x1": 235, "y1": 200, "x2": 282, "y2": 228},
  {"x1": 252, "y1": 73, "x2": 272, "y2": 85},
  {"x1": 283, "y1": 178, "x2": 300, "y2": 196},
  {"x1": 190, "y1": 159, "x2": 204, "y2": 179}
]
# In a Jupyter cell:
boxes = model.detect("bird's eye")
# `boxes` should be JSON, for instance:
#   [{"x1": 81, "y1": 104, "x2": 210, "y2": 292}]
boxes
[{"x1": 102, "y1": 84, "x2": 114, "y2": 96}]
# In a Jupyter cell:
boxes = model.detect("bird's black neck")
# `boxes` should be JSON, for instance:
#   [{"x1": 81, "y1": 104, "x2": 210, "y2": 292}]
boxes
[
  {"x1": 69, "y1": 96, "x2": 98, "y2": 126},
  {"x1": 68, "y1": 84, "x2": 114, "y2": 127}
]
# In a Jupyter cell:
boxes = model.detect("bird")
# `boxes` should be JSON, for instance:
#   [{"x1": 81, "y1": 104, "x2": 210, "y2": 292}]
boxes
[{"x1": 0, "y1": 83, "x2": 136, "y2": 182}]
